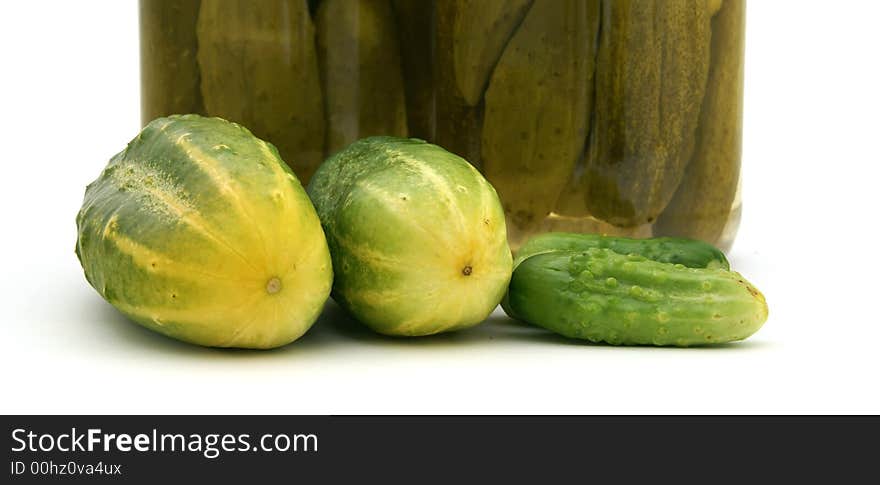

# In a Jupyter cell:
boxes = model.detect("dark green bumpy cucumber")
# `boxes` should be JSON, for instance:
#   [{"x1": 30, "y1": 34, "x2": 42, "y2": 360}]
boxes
[
  {"x1": 505, "y1": 249, "x2": 767, "y2": 346},
  {"x1": 513, "y1": 232, "x2": 729, "y2": 270}
]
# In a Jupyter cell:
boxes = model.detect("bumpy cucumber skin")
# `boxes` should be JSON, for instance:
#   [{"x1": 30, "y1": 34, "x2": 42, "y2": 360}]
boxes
[
  {"x1": 76, "y1": 115, "x2": 333, "y2": 349},
  {"x1": 307, "y1": 136, "x2": 512, "y2": 336},
  {"x1": 513, "y1": 232, "x2": 729, "y2": 270},
  {"x1": 505, "y1": 249, "x2": 767, "y2": 346}
]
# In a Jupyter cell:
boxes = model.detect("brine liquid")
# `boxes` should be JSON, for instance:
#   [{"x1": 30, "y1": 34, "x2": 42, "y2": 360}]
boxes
[{"x1": 140, "y1": 0, "x2": 745, "y2": 250}]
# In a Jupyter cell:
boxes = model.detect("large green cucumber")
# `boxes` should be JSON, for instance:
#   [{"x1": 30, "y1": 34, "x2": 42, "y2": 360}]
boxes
[
  {"x1": 505, "y1": 249, "x2": 767, "y2": 346},
  {"x1": 307, "y1": 136, "x2": 512, "y2": 336},
  {"x1": 196, "y1": 0, "x2": 325, "y2": 183},
  {"x1": 513, "y1": 233, "x2": 729, "y2": 270},
  {"x1": 76, "y1": 115, "x2": 333, "y2": 349},
  {"x1": 316, "y1": 0, "x2": 408, "y2": 155}
]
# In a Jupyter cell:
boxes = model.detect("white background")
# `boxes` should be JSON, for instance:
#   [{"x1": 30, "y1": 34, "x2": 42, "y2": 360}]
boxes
[{"x1": 1, "y1": 1, "x2": 878, "y2": 414}]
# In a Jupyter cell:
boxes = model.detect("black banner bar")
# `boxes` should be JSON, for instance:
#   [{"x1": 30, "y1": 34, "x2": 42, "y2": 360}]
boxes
[{"x1": 3, "y1": 416, "x2": 878, "y2": 483}]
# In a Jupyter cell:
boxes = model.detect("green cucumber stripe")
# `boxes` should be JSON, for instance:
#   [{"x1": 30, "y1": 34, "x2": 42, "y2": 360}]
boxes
[
  {"x1": 386, "y1": 144, "x2": 507, "y2": 253},
  {"x1": 331, "y1": 232, "x2": 410, "y2": 269},
  {"x1": 103, "y1": 163, "x2": 260, "y2": 273},
  {"x1": 156, "y1": 119, "x2": 272, "y2": 266},
  {"x1": 344, "y1": 282, "x2": 446, "y2": 316},
  {"x1": 354, "y1": 180, "x2": 459, "y2": 251},
  {"x1": 384, "y1": 146, "x2": 470, "y2": 236},
  {"x1": 255, "y1": 138, "x2": 308, "y2": 269},
  {"x1": 109, "y1": 286, "x2": 264, "y2": 329},
  {"x1": 94, "y1": 116, "x2": 315, "y2": 278},
  {"x1": 101, "y1": 216, "x2": 246, "y2": 283}
]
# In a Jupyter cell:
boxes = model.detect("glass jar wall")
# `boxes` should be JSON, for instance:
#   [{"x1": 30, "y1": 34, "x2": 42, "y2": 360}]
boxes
[{"x1": 140, "y1": 0, "x2": 745, "y2": 250}]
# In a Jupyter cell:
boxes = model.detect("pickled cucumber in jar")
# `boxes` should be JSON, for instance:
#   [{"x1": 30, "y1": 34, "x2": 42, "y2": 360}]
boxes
[
  {"x1": 584, "y1": 0, "x2": 712, "y2": 228},
  {"x1": 391, "y1": 0, "x2": 436, "y2": 140},
  {"x1": 139, "y1": 0, "x2": 204, "y2": 124},
  {"x1": 137, "y1": 0, "x2": 746, "y2": 250},
  {"x1": 316, "y1": 0, "x2": 408, "y2": 155},
  {"x1": 434, "y1": 0, "x2": 533, "y2": 166},
  {"x1": 196, "y1": 0, "x2": 325, "y2": 182},
  {"x1": 481, "y1": 0, "x2": 599, "y2": 247},
  {"x1": 655, "y1": 0, "x2": 746, "y2": 249}
]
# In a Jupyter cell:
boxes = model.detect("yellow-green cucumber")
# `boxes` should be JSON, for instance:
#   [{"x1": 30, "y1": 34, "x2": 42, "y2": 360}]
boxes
[
  {"x1": 75, "y1": 115, "x2": 333, "y2": 349},
  {"x1": 307, "y1": 137, "x2": 512, "y2": 336}
]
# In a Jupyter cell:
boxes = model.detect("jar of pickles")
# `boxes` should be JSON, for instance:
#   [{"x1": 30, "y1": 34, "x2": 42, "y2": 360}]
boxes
[{"x1": 140, "y1": 0, "x2": 745, "y2": 250}]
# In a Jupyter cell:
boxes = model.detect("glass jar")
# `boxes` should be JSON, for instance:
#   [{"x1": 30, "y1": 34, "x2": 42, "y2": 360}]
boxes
[{"x1": 140, "y1": 0, "x2": 745, "y2": 250}]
